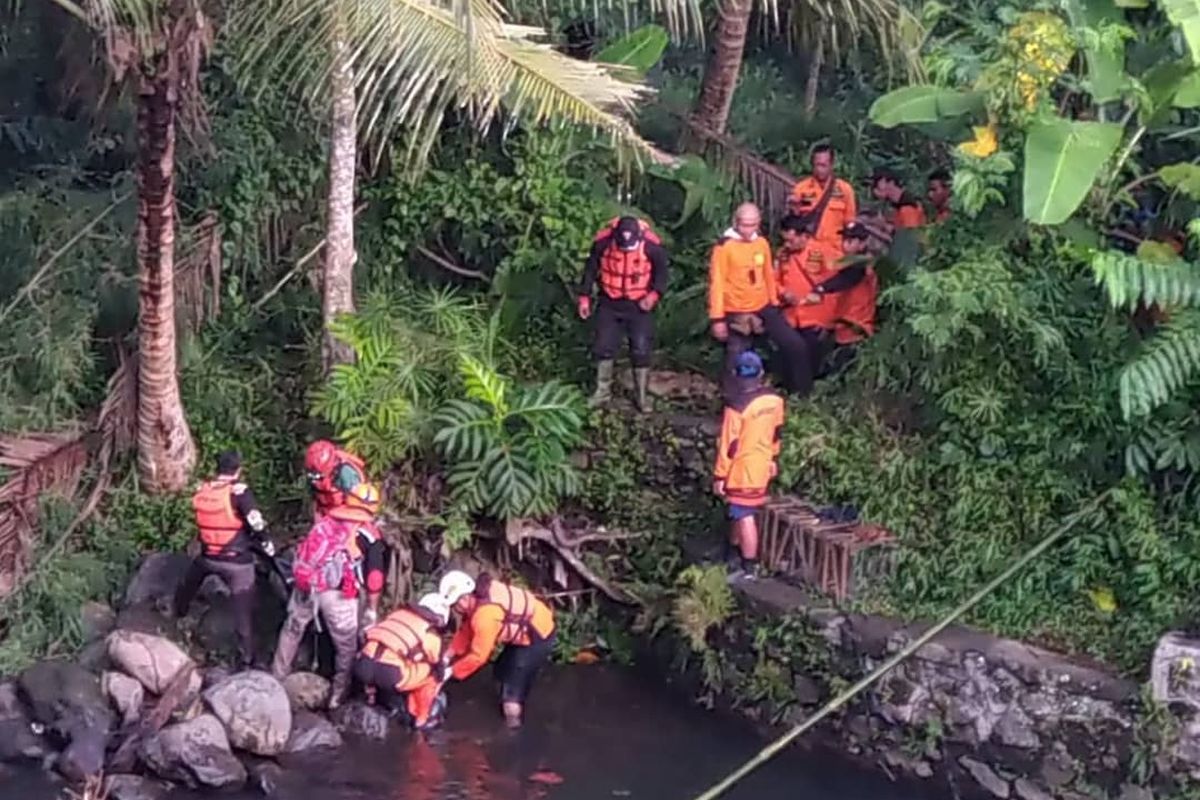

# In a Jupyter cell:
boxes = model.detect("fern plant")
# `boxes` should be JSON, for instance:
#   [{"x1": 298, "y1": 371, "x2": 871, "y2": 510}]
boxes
[
  {"x1": 671, "y1": 564, "x2": 735, "y2": 653},
  {"x1": 432, "y1": 354, "x2": 585, "y2": 520}
]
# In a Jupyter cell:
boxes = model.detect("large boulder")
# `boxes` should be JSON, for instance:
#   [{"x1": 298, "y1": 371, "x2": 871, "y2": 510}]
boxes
[
  {"x1": 123, "y1": 553, "x2": 193, "y2": 608},
  {"x1": 286, "y1": 710, "x2": 343, "y2": 753},
  {"x1": 81, "y1": 601, "x2": 117, "y2": 642},
  {"x1": 18, "y1": 660, "x2": 114, "y2": 736},
  {"x1": 106, "y1": 630, "x2": 200, "y2": 696},
  {"x1": 282, "y1": 672, "x2": 330, "y2": 711},
  {"x1": 140, "y1": 713, "x2": 246, "y2": 789},
  {"x1": 104, "y1": 774, "x2": 169, "y2": 800},
  {"x1": 331, "y1": 701, "x2": 390, "y2": 740},
  {"x1": 0, "y1": 680, "x2": 48, "y2": 763},
  {"x1": 0, "y1": 681, "x2": 23, "y2": 719},
  {"x1": 102, "y1": 671, "x2": 145, "y2": 726},
  {"x1": 203, "y1": 671, "x2": 292, "y2": 756},
  {"x1": 57, "y1": 724, "x2": 107, "y2": 782}
]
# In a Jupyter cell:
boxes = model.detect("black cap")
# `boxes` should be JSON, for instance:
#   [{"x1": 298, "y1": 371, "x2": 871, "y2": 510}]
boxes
[
  {"x1": 216, "y1": 450, "x2": 242, "y2": 475},
  {"x1": 870, "y1": 167, "x2": 901, "y2": 186},
  {"x1": 781, "y1": 213, "x2": 816, "y2": 235},
  {"x1": 841, "y1": 222, "x2": 869, "y2": 241},
  {"x1": 613, "y1": 217, "x2": 643, "y2": 250}
]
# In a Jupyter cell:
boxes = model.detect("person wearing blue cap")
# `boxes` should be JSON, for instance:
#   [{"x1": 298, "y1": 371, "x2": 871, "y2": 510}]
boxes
[{"x1": 712, "y1": 350, "x2": 785, "y2": 581}]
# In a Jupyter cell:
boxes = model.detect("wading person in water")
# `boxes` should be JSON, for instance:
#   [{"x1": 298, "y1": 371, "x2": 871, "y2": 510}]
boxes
[
  {"x1": 577, "y1": 216, "x2": 669, "y2": 412},
  {"x1": 355, "y1": 593, "x2": 451, "y2": 730},
  {"x1": 438, "y1": 570, "x2": 556, "y2": 728},
  {"x1": 713, "y1": 351, "x2": 785, "y2": 581}
]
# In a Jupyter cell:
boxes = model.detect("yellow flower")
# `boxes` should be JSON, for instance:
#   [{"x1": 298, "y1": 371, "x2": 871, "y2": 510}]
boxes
[
  {"x1": 1086, "y1": 586, "x2": 1117, "y2": 614},
  {"x1": 958, "y1": 124, "x2": 998, "y2": 158}
]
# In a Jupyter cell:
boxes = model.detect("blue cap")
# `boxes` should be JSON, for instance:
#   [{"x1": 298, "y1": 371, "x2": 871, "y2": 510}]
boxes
[{"x1": 734, "y1": 350, "x2": 764, "y2": 377}]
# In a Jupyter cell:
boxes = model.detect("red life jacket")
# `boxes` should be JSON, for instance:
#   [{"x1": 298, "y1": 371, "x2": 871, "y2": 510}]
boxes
[
  {"x1": 192, "y1": 479, "x2": 243, "y2": 556},
  {"x1": 363, "y1": 608, "x2": 443, "y2": 665},
  {"x1": 311, "y1": 450, "x2": 367, "y2": 514},
  {"x1": 594, "y1": 218, "x2": 660, "y2": 302}
]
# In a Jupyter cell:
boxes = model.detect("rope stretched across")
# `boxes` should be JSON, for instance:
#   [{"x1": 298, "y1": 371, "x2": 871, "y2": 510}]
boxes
[{"x1": 691, "y1": 495, "x2": 1107, "y2": 800}]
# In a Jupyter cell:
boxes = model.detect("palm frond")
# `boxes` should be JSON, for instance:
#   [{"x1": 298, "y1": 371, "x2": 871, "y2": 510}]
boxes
[
  {"x1": 1119, "y1": 309, "x2": 1200, "y2": 419},
  {"x1": 1093, "y1": 250, "x2": 1200, "y2": 310}
]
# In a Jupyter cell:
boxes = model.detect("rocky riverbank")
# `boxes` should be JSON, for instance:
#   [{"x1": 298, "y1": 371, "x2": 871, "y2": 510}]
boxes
[{"x1": 0, "y1": 554, "x2": 395, "y2": 798}]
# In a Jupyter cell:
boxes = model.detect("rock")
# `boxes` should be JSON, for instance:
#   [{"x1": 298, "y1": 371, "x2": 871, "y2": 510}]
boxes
[
  {"x1": 57, "y1": 725, "x2": 107, "y2": 781},
  {"x1": 102, "y1": 671, "x2": 145, "y2": 726},
  {"x1": 792, "y1": 674, "x2": 822, "y2": 706},
  {"x1": 1038, "y1": 750, "x2": 1076, "y2": 788},
  {"x1": 1118, "y1": 785, "x2": 1153, "y2": 800},
  {"x1": 286, "y1": 711, "x2": 343, "y2": 753},
  {"x1": 959, "y1": 756, "x2": 1010, "y2": 799},
  {"x1": 104, "y1": 774, "x2": 169, "y2": 800},
  {"x1": 18, "y1": 660, "x2": 114, "y2": 735},
  {"x1": 77, "y1": 639, "x2": 112, "y2": 674},
  {"x1": 0, "y1": 716, "x2": 48, "y2": 762},
  {"x1": 0, "y1": 681, "x2": 23, "y2": 719},
  {"x1": 203, "y1": 671, "x2": 292, "y2": 756},
  {"x1": 282, "y1": 672, "x2": 330, "y2": 711},
  {"x1": 115, "y1": 602, "x2": 178, "y2": 638},
  {"x1": 249, "y1": 760, "x2": 285, "y2": 795},
  {"x1": 202, "y1": 666, "x2": 233, "y2": 690},
  {"x1": 331, "y1": 701, "x2": 390, "y2": 740},
  {"x1": 81, "y1": 601, "x2": 117, "y2": 642},
  {"x1": 995, "y1": 707, "x2": 1041, "y2": 750},
  {"x1": 141, "y1": 713, "x2": 246, "y2": 789},
  {"x1": 1013, "y1": 778, "x2": 1053, "y2": 800},
  {"x1": 1151, "y1": 632, "x2": 1200, "y2": 710},
  {"x1": 106, "y1": 630, "x2": 200, "y2": 695},
  {"x1": 123, "y1": 553, "x2": 192, "y2": 608},
  {"x1": 914, "y1": 761, "x2": 934, "y2": 779}
]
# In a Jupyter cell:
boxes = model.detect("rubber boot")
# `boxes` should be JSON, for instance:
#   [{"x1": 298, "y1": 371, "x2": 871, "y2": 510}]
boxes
[
  {"x1": 633, "y1": 367, "x2": 652, "y2": 413},
  {"x1": 589, "y1": 360, "x2": 614, "y2": 407}
]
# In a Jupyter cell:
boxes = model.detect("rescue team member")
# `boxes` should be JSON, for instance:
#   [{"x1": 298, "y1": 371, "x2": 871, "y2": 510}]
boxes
[
  {"x1": 928, "y1": 169, "x2": 952, "y2": 223},
  {"x1": 327, "y1": 478, "x2": 387, "y2": 627},
  {"x1": 176, "y1": 451, "x2": 275, "y2": 669},
  {"x1": 355, "y1": 593, "x2": 451, "y2": 730},
  {"x1": 709, "y1": 203, "x2": 813, "y2": 397},
  {"x1": 775, "y1": 213, "x2": 839, "y2": 359},
  {"x1": 713, "y1": 352, "x2": 785, "y2": 581},
  {"x1": 438, "y1": 570, "x2": 556, "y2": 729},
  {"x1": 788, "y1": 144, "x2": 857, "y2": 254},
  {"x1": 831, "y1": 223, "x2": 879, "y2": 346},
  {"x1": 272, "y1": 509, "x2": 366, "y2": 710},
  {"x1": 870, "y1": 168, "x2": 927, "y2": 229},
  {"x1": 577, "y1": 216, "x2": 670, "y2": 411},
  {"x1": 305, "y1": 439, "x2": 387, "y2": 625}
]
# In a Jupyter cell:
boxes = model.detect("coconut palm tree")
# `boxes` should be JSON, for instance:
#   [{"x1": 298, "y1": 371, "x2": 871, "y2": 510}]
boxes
[
  {"x1": 231, "y1": 0, "x2": 659, "y2": 372},
  {"x1": 40, "y1": 0, "x2": 206, "y2": 493}
]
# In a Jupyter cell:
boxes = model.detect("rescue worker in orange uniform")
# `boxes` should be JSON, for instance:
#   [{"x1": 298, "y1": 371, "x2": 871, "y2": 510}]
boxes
[
  {"x1": 175, "y1": 451, "x2": 275, "y2": 669},
  {"x1": 788, "y1": 144, "x2": 858, "y2": 253},
  {"x1": 871, "y1": 168, "x2": 927, "y2": 229},
  {"x1": 326, "y1": 477, "x2": 387, "y2": 627},
  {"x1": 305, "y1": 440, "x2": 387, "y2": 625},
  {"x1": 709, "y1": 203, "x2": 813, "y2": 398},
  {"x1": 713, "y1": 351, "x2": 785, "y2": 581},
  {"x1": 927, "y1": 169, "x2": 952, "y2": 223},
  {"x1": 775, "y1": 213, "x2": 840, "y2": 370},
  {"x1": 577, "y1": 216, "x2": 669, "y2": 411},
  {"x1": 355, "y1": 593, "x2": 451, "y2": 730},
  {"x1": 831, "y1": 222, "x2": 879, "y2": 346},
  {"x1": 439, "y1": 570, "x2": 556, "y2": 729}
]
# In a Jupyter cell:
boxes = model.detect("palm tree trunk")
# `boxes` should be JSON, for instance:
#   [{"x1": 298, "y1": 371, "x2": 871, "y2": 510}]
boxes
[
  {"x1": 322, "y1": 32, "x2": 357, "y2": 373},
  {"x1": 135, "y1": 67, "x2": 197, "y2": 493},
  {"x1": 686, "y1": 0, "x2": 754, "y2": 146},
  {"x1": 804, "y1": 37, "x2": 825, "y2": 119}
]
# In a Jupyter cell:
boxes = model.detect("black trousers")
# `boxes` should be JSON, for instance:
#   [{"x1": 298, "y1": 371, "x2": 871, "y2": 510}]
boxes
[
  {"x1": 174, "y1": 555, "x2": 256, "y2": 666},
  {"x1": 720, "y1": 305, "x2": 813, "y2": 398},
  {"x1": 495, "y1": 631, "x2": 556, "y2": 704},
  {"x1": 593, "y1": 297, "x2": 654, "y2": 367}
]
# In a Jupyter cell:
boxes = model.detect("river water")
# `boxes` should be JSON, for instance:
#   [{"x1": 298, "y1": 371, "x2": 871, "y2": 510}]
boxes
[{"x1": 8, "y1": 665, "x2": 937, "y2": 800}]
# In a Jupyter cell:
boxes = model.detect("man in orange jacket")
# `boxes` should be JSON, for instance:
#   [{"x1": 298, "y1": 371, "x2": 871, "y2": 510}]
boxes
[
  {"x1": 175, "y1": 451, "x2": 275, "y2": 669},
  {"x1": 870, "y1": 168, "x2": 927, "y2": 229},
  {"x1": 439, "y1": 570, "x2": 556, "y2": 728},
  {"x1": 788, "y1": 144, "x2": 857, "y2": 254},
  {"x1": 830, "y1": 222, "x2": 879, "y2": 346},
  {"x1": 709, "y1": 203, "x2": 813, "y2": 398},
  {"x1": 714, "y1": 351, "x2": 785, "y2": 581},
  {"x1": 355, "y1": 593, "x2": 451, "y2": 730},
  {"x1": 775, "y1": 213, "x2": 840, "y2": 367}
]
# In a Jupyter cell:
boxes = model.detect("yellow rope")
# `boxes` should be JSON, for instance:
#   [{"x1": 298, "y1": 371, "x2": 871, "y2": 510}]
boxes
[{"x1": 691, "y1": 495, "x2": 1106, "y2": 800}]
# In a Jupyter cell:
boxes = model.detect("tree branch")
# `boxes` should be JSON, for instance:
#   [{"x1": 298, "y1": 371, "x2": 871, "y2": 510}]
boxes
[
  {"x1": 415, "y1": 244, "x2": 487, "y2": 280},
  {"x1": 251, "y1": 203, "x2": 367, "y2": 312}
]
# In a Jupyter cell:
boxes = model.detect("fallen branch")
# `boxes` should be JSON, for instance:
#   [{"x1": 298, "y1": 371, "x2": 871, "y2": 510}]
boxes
[
  {"x1": 0, "y1": 192, "x2": 131, "y2": 328},
  {"x1": 415, "y1": 244, "x2": 486, "y2": 281},
  {"x1": 506, "y1": 517, "x2": 640, "y2": 605}
]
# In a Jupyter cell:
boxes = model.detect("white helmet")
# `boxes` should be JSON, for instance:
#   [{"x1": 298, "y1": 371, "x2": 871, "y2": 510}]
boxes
[
  {"x1": 438, "y1": 569, "x2": 476, "y2": 605},
  {"x1": 417, "y1": 592, "x2": 450, "y2": 626}
]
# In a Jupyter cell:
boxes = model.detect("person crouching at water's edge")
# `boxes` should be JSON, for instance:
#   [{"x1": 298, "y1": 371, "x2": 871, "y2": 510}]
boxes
[
  {"x1": 355, "y1": 593, "x2": 451, "y2": 730},
  {"x1": 439, "y1": 570, "x2": 556, "y2": 728}
]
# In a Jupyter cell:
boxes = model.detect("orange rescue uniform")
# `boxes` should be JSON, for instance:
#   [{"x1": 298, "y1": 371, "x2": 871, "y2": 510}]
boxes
[
  {"x1": 789, "y1": 177, "x2": 857, "y2": 252},
  {"x1": 708, "y1": 236, "x2": 777, "y2": 320},
  {"x1": 448, "y1": 581, "x2": 555, "y2": 681},
  {"x1": 310, "y1": 449, "x2": 367, "y2": 517},
  {"x1": 714, "y1": 391, "x2": 785, "y2": 508},
  {"x1": 833, "y1": 257, "x2": 878, "y2": 345},
  {"x1": 892, "y1": 200, "x2": 927, "y2": 229},
  {"x1": 775, "y1": 240, "x2": 840, "y2": 330},
  {"x1": 360, "y1": 608, "x2": 445, "y2": 726}
]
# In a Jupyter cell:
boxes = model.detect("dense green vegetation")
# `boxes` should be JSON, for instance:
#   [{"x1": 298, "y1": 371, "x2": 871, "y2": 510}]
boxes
[{"x1": 1, "y1": 0, "x2": 1200, "y2": 683}]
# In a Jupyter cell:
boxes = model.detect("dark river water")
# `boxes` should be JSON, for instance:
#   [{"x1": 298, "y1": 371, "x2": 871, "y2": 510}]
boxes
[{"x1": 8, "y1": 665, "x2": 937, "y2": 800}]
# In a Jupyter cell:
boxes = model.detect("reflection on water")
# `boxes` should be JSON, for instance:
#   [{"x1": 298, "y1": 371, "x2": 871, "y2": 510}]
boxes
[{"x1": 7, "y1": 666, "x2": 940, "y2": 800}]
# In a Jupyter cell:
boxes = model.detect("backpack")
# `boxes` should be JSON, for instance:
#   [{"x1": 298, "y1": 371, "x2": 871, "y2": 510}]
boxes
[{"x1": 292, "y1": 517, "x2": 353, "y2": 594}]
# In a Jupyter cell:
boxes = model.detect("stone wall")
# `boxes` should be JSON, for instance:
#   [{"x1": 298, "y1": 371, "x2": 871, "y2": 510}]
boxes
[{"x1": 648, "y1": 576, "x2": 1200, "y2": 800}]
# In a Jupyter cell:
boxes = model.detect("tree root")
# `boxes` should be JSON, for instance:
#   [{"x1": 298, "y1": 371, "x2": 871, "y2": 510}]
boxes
[{"x1": 505, "y1": 517, "x2": 641, "y2": 606}]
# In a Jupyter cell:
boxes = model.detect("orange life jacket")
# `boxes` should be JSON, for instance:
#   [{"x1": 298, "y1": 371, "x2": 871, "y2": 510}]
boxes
[
  {"x1": 594, "y1": 218, "x2": 660, "y2": 302},
  {"x1": 326, "y1": 482, "x2": 379, "y2": 525},
  {"x1": 363, "y1": 608, "x2": 443, "y2": 666},
  {"x1": 480, "y1": 580, "x2": 554, "y2": 645},
  {"x1": 834, "y1": 258, "x2": 878, "y2": 345},
  {"x1": 312, "y1": 450, "x2": 367, "y2": 514},
  {"x1": 192, "y1": 479, "x2": 243, "y2": 556}
]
